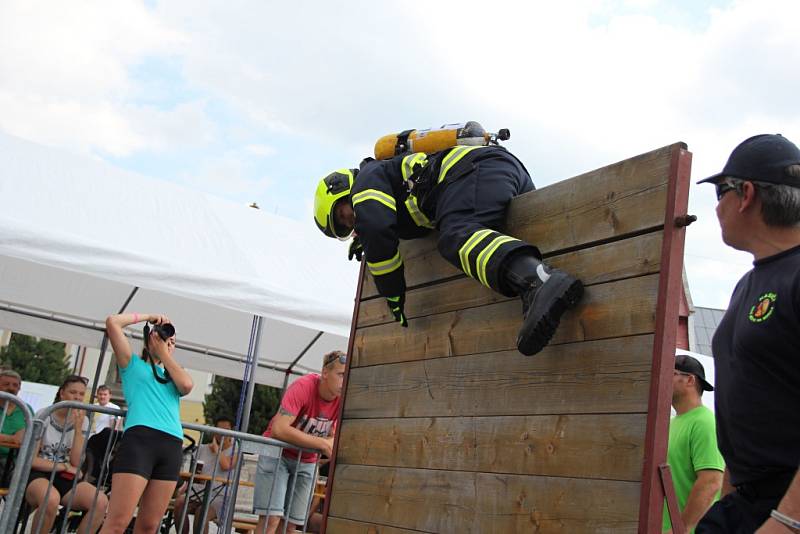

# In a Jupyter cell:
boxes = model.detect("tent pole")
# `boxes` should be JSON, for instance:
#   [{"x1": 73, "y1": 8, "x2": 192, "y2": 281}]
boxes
[
  {"x1": 281, "y1": 331, "x2": 323, "y2": 394},
  {"x1": 90, "y1": 287, "x2": 139, "y2": 401},
  {"x1": 71, "y1": 345, "x2": 82, "y2": 373},
  {"x1": 240, "y1": 315, "x2": 262, "y2": 436},
  {"x1": 222, "y1": 315, "x2": 264, "y2": 532},
  {"x1": 0, "y1": 301, "x2": 306, "y2": 379}
]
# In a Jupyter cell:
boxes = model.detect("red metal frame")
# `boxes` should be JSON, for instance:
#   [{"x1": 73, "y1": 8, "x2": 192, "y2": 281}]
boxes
[
  {"x1": 638, "y1": 143, "x2": 693, "y2": 532},
  {"x1": 661, "y1": 463, "x2": 687, "y2": 533},
  {"x1": 320, "y1": 261, "x2": 366, "y2": 534}
]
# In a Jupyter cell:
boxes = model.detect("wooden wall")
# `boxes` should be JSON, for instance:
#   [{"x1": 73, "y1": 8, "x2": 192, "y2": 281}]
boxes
[{"x1": 325, "y1": 143, "x2": 692, "y2": 533}]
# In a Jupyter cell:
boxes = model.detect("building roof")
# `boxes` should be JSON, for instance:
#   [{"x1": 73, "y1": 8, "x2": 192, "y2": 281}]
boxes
[{"x1": 692, "y1": 306, "x2": 726, "y2": 357}]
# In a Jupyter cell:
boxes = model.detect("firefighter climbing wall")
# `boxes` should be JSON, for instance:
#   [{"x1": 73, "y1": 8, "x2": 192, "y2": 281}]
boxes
[{"x1": 326, "y1": 143, "x2": 692, "y2": 533}]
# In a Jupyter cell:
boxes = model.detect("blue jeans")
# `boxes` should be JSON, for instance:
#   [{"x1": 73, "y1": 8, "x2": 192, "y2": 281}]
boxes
[{"x1": 253, "y1": 455, "x2": 316, "y2": 525}]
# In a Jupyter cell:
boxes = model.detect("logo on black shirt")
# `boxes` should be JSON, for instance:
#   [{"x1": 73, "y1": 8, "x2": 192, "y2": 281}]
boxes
[{"x1": 748, "y1": 291, "x2": 776, "y2": 323}]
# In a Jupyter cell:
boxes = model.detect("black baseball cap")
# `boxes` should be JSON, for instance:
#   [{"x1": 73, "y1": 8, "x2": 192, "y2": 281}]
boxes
[
  {"x1": 698, "y1": 134, "x2": 800, "y2": 186},
  {"x1": 675, "y1": 354, "x2": 714, "y2": 392}
]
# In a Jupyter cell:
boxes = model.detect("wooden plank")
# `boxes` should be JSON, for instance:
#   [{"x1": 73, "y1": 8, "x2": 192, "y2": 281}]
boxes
[
  {"x1": 329, "y1": 464, "x2": 639, "y2": 533},
  {"x1": 343, "y1": 334, "x2": 653, "y2": 419},
  {"x1": 505, "y1": 144, "x2": 675, "y2": 253},
  {"x1": 361, "y1": 234, "x2": 456, "y2": 300},
  {"x1": 360, "y1": 144, "x2": 677, "y2": 298},
  {"x1": 327, "y1": 517, "x2": 429, "y2": 534},
  {"x1": 474, "y1": 471, "x2": 640, "y2": 533},
  {"x1": 353, "y1": 274, "x2": 658, "y2": 368},
  {"x1": 357, "y1": 231, "x2": 663, "y2": 328},
  {"x1": 337, "y1": 413, "x2": 646, "y2": 481}
]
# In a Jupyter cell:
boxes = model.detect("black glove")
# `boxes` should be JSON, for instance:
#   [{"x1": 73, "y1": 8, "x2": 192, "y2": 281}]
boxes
[
  {"x1": 386, "y1": 295, "x2": 408, "y2": 327},
  {"x1": 348, "y1": 237, "x2": 363, "y2": 262}
]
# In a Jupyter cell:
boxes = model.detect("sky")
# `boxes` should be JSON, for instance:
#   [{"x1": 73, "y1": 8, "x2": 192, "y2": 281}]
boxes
[{"x1": 1, "y1": 0, "x2": 798, "y2": 310}]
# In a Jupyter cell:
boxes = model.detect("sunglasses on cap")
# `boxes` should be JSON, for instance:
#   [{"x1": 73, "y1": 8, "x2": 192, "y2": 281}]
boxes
[{"x1": 323, "y1": 352, "x2": 347, "y2": 366}]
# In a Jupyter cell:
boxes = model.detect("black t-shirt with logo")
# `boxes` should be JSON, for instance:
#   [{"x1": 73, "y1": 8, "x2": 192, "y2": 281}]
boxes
[{"x1": 712, "y1": 244, "x2": 800, "y2": 485}]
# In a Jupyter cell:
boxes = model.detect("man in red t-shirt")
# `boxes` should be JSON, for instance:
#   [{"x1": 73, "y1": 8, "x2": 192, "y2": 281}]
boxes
[{"x1": 253, "y1": 350, "x2": 345, "y2": 533}]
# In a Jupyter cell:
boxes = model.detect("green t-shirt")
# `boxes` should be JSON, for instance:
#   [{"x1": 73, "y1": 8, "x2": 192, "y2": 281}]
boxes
[
  {"x1": 0, "y1": 403, "x2": 31, "y2": 457},
  {"x1": 662, "y1": 405, "x2": 725, "y2": 533}
]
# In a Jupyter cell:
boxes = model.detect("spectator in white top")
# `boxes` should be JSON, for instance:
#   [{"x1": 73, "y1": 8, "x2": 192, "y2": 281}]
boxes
[
  {"x1": 25, "y1": 375, "x2": 109, "y2": 533},
  {"x1": 91, "y1": 385, "x2": 122, "y2": 435}
]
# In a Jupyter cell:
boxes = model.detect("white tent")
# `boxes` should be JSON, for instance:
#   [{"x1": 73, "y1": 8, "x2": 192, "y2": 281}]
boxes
[{"x1": 0, "y1": 131, "x2": 358, "y2": 388}]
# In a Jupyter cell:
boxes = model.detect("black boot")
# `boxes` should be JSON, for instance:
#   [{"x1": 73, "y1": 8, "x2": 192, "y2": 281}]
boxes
[{"x1": 501, "y1": 253, "x2": 584, "y2": 356}]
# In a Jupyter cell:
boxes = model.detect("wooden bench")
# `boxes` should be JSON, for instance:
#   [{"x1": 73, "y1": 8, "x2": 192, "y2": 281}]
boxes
[
  {"x1": 232, "y1": 516, "x2": 258, "y2": 533},
  {"x1": 326, "y1": 143, "x2": 692, "y2": 532},
  {"x1": 232, "y1": 521, "x2": 256, "y2": 533}
]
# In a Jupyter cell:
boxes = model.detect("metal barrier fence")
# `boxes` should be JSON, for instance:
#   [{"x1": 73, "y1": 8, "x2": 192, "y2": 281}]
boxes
[
  {"x1": 1, "y1": 401, "x2": 322, "y2": 534},
  {"x1": 0, "y1": 391, "x2": 38, "y2": 533}
]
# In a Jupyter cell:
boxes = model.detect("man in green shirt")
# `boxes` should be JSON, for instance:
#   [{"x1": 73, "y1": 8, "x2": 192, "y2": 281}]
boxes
[
  {"x1": 663, "y1": 355, "x2": 725, "y2": 533},
  {"x1": 0, "y1": 369, "x2": 28, "y2": 458}
]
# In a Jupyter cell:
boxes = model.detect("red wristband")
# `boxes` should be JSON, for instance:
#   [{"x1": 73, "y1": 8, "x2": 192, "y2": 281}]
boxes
[{"x1": 133, "y1": 313, "x2": 139, "y2": 323}]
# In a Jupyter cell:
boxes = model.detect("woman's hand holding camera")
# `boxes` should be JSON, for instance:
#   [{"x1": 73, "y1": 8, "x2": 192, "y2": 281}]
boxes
[
  {"x1": 128, "y1": 312, "x2": 169, "y2": 325},
  {"x1": 149, "y1": 331, "x2": 170, "y2": 359},
  {"x1": 148, "y1": 314, "x2": 170, "y2": 326},
  {"x1": 146, "y1": 314, "x2": 175, "y2": 359}
]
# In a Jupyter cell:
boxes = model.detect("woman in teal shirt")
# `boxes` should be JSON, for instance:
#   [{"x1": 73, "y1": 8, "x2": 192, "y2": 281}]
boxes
[{"x1": 100, "y1": 313, "x2": 193, "y2": 534}]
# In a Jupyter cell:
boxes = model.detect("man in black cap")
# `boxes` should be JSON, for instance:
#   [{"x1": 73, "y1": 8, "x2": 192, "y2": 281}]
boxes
[
  {"x1": 696, "y1": 134, "x2": 800, "y2": 534},
  {"x1": 663, "y1": 355, "x2": 724, "y2": 533}
]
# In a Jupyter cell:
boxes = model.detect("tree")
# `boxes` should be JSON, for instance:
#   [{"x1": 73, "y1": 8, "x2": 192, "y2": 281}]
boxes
[
  {"x1": 203, "y1": 376, "x2": 281, "y2": 437},
  {"x1": 0, "y1": 333, "x2": 71, "y2": 385}
]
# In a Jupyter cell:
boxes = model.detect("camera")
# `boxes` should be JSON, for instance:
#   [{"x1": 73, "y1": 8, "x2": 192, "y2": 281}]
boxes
[
  {"x1": 145, "y1": 322, "x2": 175, "y2": 341},
  {"x1": 153, "y1": 323, "x2": 175, "y2": 340}
]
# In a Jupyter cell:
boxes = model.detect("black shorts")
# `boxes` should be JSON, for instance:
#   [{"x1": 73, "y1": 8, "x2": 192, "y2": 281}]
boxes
[
  {"x1": 28, "y1": 470, "x2": 77, "y2": 498},
  {"x1": 113, "y1": 426, "x2": 183, "y2": 481}
]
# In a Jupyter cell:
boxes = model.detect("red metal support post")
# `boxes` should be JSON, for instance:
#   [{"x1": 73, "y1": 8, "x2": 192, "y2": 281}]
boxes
[
  {"x1": 320, "y1": 261, "x2": 366, "y2": 534},
  {"x1": 661, "y1": 463, "x2": 687, "y2": 534},
  {"x1": 638, "y1": 143, "x2": 693, "y2": 533}
]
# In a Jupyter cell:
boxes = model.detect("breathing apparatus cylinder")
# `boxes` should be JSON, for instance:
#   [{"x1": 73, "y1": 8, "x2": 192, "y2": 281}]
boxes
[{"x1": 373, "y1": 121, "x2": 511, "y2": 160}]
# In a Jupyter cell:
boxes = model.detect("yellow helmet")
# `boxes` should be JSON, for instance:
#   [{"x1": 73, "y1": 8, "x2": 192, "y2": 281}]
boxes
[{"x1": 314, "y1": 169, "x2": 357, "y2": 240}]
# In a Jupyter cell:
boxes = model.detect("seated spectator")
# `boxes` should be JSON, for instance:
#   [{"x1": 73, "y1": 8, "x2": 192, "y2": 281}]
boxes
[
  {"x1": 91, "y1": 385, "x2": 123, "y2": 435},
  {"x1": 84, "y1": 427, "x2": 124, "y2": 490},
  {"x1": 25, "y1": 375, "x2": 108, "y2": 534},
  {"x1": 173, "y1": 416, "x2": 237, "y2": 534},
  {"x1": 0, "y1": 370, "x2": 29, "y2": 459}
]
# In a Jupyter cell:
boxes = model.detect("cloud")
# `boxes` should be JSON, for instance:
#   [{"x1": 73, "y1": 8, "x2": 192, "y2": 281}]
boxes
[
  {"x1": 179, "y1": 153, "x2": 273, "y2": 198},
  {"x1": 153, "y1": 1, "x2": 485, "y2": 143},
  {"x1": 0, "y1": 0, "x2": 202, "y2": 156},
  {"x1": 125, "y1": 100, "x2": 217, "y2": 152},
  {"x1": 244, "y1": 144, "x2": 276, "y2": 157},
  {"x1": 2, "y1": 0, "x2": 799, "y2": 308}
]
